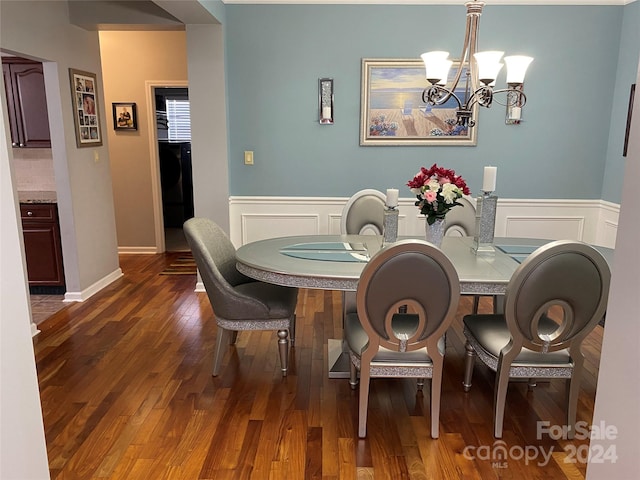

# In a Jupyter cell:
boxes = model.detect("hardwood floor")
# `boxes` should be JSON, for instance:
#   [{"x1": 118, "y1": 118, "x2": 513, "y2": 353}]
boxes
[
  {"x1": 30, "y1": 294, "x2": 66, "y2": 325},
  {"x1": 33, "y1": 253, "x2": 603, "y2": 479}
]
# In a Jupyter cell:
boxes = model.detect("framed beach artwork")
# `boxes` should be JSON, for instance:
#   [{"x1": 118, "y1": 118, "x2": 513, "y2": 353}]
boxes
[
  {"x1": 69, "y1": 68, "x2": 102, "y2": 147},
  {"x1": 360, "y1": 58, "x2": 477, "y2": 146},
  {"x1": 112, "y1": 102, "x2": 137, "y2": 131}
]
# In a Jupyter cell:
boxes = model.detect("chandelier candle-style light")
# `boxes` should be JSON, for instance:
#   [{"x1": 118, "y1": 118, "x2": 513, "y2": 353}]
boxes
[{"x1": 421, "y1": 1, "x2": 533, "y2": 127}]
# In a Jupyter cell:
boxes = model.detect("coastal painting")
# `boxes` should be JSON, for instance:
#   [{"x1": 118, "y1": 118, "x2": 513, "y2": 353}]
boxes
[{"x1": 360, "y1": 58, "x2": 477, "y2": 146}]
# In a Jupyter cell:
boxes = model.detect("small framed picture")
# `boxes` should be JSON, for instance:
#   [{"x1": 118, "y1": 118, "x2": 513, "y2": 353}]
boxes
[
  {"x1": 112, "y1": 102, "x2": 137, "y2": 131},
  {"x1": 69, "y1": 68, "x2": 102, "y2": 147}
]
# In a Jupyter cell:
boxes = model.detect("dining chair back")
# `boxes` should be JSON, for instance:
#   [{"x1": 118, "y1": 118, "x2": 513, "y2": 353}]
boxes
[
  {"x1": 183, "y1": 217, "x2": 298, "y2": 376},
  {"x1": 344, "y1": 239, "x2": 460, "y2": 438},
  {"x1": 444, "y1": 196, "x2": 476, "y2": 237},
  {"x1": 340, "y1": 189, "x2": 386, "y2": 235},
  {"x1": 462, "y1": 240, "x2": 610, "y2": 438},
  {"x1": 340, "y1": 189, "x2": 387, "y2": 318}
]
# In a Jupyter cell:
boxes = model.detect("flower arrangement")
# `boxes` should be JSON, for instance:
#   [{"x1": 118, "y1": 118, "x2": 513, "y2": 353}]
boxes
[{"x1": 407, "y1": 164, "x2": 471, "y2": 225}]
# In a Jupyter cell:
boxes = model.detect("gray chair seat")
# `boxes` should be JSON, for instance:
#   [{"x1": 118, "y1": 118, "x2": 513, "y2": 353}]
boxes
[
  {"x1": 235, "y1": 281, "x2": 299, "y2": 319},
  {"x1": 463, "y1": 314, "x2": 571, "y2": 368},
  {"x1": 345, "y1": 312, "x2": 445, "y2": 365}
]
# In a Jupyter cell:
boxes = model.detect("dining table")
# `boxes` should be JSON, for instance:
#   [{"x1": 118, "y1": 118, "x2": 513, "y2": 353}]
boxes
[{"x1": 235, "y1": 235, "x2": 614, "y2": 378}]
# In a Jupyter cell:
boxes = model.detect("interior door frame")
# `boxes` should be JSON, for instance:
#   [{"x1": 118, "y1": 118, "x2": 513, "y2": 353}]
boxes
[{"x1": 145, "y1": 80, "x2": 188, "y2": 253}]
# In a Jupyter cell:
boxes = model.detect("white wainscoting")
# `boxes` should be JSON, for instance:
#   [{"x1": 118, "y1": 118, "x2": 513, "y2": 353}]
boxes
[{"x1": 229, "y1": 196, "x2": 619, "y2": 249}]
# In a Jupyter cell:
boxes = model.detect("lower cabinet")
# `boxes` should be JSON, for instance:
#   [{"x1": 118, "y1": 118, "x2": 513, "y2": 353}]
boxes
[{"x1": 20, "y1": 203, "x2": 65, "y2": 288}]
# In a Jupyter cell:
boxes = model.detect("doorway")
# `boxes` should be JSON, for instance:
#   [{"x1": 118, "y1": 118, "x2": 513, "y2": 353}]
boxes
[{"x1": 155, "y1": 87, "x2": 193, "y2": 252}]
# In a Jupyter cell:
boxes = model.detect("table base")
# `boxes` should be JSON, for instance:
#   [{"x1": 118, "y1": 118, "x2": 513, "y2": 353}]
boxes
[{"x1": 327, "y1": 338, "x2": 351, "y2": 379}]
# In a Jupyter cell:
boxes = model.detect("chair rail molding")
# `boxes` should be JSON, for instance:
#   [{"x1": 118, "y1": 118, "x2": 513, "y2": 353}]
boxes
[{"x1": 229, "y1": 196, "x2": 619, "y2": 249}]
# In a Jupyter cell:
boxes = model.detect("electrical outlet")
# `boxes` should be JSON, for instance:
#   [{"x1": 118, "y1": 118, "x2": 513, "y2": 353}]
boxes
[{"x1": 244, "y1": 151, "x2": 254, "y2": 165}]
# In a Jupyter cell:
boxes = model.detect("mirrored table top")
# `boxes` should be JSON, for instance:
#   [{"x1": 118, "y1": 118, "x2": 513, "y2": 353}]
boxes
[{"x1": 235, "y1": 235, "x2": 555, "y2": 294}]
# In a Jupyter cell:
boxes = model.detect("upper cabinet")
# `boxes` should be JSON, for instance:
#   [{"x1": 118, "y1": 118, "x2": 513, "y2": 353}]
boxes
[{"x1": 2, "y1": 58, "x2": 51, "y2": 148}]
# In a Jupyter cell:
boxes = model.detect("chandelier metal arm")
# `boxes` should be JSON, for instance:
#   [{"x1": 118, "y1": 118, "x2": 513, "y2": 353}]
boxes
[
  {"x1": 422, "y1": 85, "x2": 463, "y2": 110},
  {"x1": 419, "y1": 1, "x2": 532, "y2": 128},
  {"x1": 431, "y1": 3, "x2": 481, "y2": 108},
  {"x1": 488, "y1": 86, "x2": 528, "y2": 108},
  {"x1": 449, "y1": 5, "x2": 478, "y2": 95},
  {"x1": 422, "y1": 83, "x2": 525, "y2": 127}
]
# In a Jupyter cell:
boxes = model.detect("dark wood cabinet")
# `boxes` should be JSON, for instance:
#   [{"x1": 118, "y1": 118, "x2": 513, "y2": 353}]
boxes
[
  {"x1": 2, "y1": 58, "x2": 51, "y2": 148},
  {"x1": 20, "y1": 204, "x2": 65, "y2": 288}
]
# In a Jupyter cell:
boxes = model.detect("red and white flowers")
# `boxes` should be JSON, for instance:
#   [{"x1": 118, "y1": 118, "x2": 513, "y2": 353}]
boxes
[{"x1": 407, "y1": 164, "x2": 471, "y2": 225}]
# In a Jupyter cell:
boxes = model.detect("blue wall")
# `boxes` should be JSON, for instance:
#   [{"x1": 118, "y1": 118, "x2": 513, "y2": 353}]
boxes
[
  {"x1": 200, "y1": 0, "x2": 225, "y2": 24},
  {"x1": 224, "y1": 4, "x2": 633, "y2": 200},
  {"x1": 603, "y1": 0, "x2": 639, "y2": 204}
]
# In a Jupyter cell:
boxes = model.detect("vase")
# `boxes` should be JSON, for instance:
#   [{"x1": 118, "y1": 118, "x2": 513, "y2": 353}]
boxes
[{"x1": 425, "y1": 218, "x2": 445, "y2": 247}]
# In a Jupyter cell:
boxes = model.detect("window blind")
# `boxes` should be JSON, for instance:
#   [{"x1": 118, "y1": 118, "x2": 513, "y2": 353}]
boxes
[{"x1": 166, "y1": 99, "x2": 191, "y2": 142}]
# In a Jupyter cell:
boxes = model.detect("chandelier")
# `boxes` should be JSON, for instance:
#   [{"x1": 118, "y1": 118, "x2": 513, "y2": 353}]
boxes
[{"x1": 420, "y1": 1, "x2": 533, "y2": 128}]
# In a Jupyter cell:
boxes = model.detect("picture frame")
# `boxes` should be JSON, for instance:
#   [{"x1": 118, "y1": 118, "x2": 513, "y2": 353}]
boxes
[
  {"x1": 360, "y1": 58, "x2": 477, "y2": 146},
  {"x1": 69, "y1": 68, "x2": 102, "y2": 147},
  {"x1": 623, "y1": 83, "x2": 635, "y2": 157},
  {"x1": 112, "y1": 102, "x2": 138, "y2": 131}
]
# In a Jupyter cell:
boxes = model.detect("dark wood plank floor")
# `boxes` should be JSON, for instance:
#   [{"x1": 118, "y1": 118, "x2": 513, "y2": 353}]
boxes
[{"x1": 33, "y1": 252, "x2": 603, "y2": 479}]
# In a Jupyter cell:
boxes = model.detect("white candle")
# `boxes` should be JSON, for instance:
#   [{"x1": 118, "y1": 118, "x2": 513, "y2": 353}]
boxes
[
  {"x1": 482, "y1": 166, "x2": 497, "y2": 192},
  {"x1": 386, "y1": 188, "x2": 399, "y2": 208},
  {"x1": 322, "y1": 106, "x2": 332, "y2": 120},
  {"x1": 509, "y1": 106, "x2": 522, "y2": 121}
]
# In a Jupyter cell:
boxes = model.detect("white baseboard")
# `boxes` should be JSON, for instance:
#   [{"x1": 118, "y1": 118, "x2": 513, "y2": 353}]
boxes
[
  {"x1": 118, "y1": 246, "x2": 158, "y2": 254},
  {"x1": 63, "y1": 267, "x2": 123, "y2": 302}
]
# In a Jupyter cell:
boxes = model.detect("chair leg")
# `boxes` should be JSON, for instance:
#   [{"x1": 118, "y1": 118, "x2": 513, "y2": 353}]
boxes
[
  {"x1": 462, "y1": 341, "x2": 476, "y2": 392},
  {"x1": 358, "y1": 368, "x2": 371, "y2": 438},
  {"x1": 212, "y1": 327, "x2": 232, "y2": 376},
  {"x1": 230, "y1": 331, "x2": 238, "y2": 344},
  {"x1": 349, "y1": 358, "x2": 358, "y2": 390},
  {"x1": 277, "y1": 329, "x2": 289, "y2": 376},
  {"x1": 472, "y1": 295, "x2": 480, "y2": 314},
  {"x1": 289, "y1": 314, "x2": 296, "y2": 347},
  {"x1": 566, "y1": 355, "x2": 585, "y2": 440},
  {"x1": 493, "y1": 362, "x2": 511, "y2": 438},
  {"x1": 430, "y1": 356, "x2": 444, "y2": 439},
  {"x1": 417, "y1": 378, "x2": 425, "y2": 391}
]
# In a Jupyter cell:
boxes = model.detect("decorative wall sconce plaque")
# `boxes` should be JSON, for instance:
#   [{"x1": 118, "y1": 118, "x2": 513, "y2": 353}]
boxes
[{"x1": 319, "y1": 78, "x2": 334, "y2": 124}]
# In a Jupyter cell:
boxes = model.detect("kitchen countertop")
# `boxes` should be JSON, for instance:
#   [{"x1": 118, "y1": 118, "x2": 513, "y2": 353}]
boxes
[{"x1": 18, "y1": 191, "x2": 57, "y2": 203}]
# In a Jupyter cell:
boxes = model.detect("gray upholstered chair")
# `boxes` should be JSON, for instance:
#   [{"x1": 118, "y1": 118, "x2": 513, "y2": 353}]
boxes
[
  {"x1": 340, "y1": 189, "x2": 387, "y2": 317},
  {"x1": 183, "y1": 217, "x2": 298, "y2": 376},
  {"x1": 444, "y1": 196, "x2": 476, "y2": 238},
  {"x1": 340, "y1": 189, "x2": 386, "y2": 235},
  {"x1": 462, "y1": 240, "x2": 610, "y2": 438},
  {"x1": 444, "y1": 196, "x2": 494, "y2": 314},
  {"x1": 344, "y1": 239, "x2": 460, "y2": 438}
]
